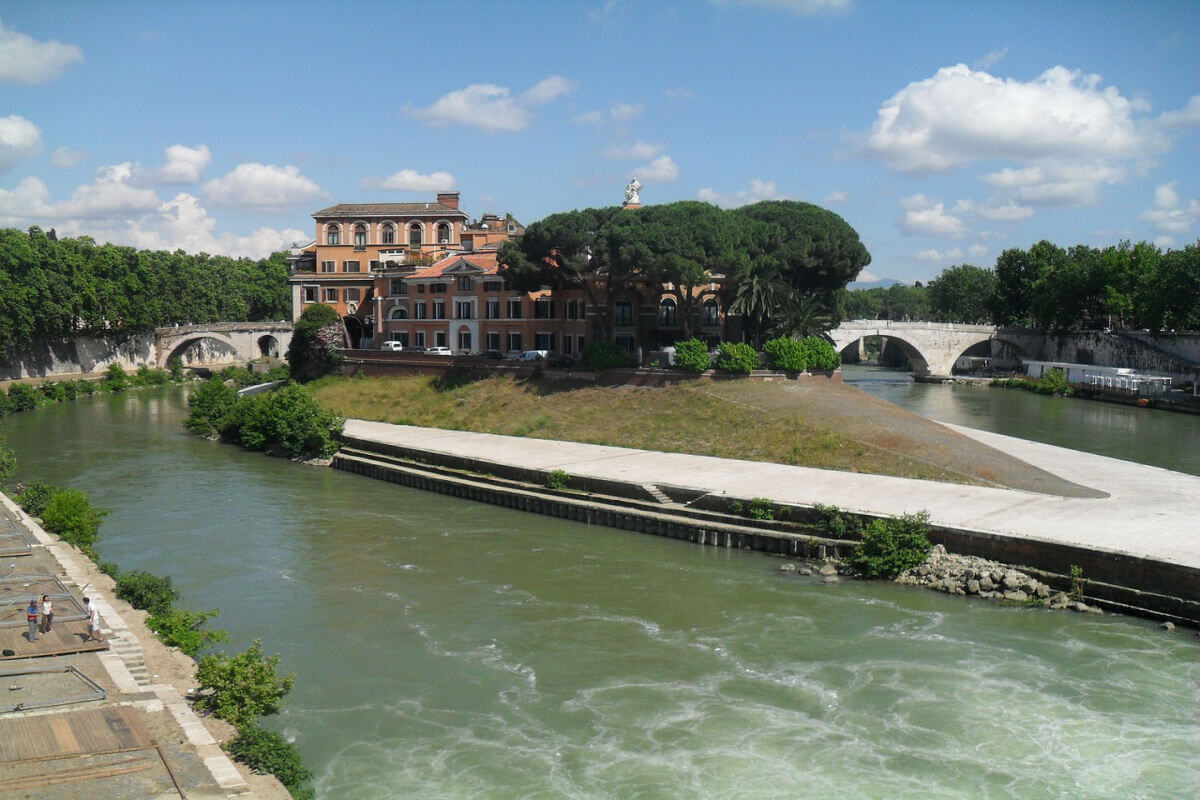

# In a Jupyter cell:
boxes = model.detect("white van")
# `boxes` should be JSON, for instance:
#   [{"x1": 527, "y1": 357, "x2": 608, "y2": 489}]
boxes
[{"x1": 380, "y1": 340, "x2": 406, "y2": 351}]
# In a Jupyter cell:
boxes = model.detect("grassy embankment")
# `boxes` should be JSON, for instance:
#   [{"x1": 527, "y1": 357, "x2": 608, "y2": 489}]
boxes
[{"x1": 309, "y1": 373, "x2": 1010, "y2": 486}]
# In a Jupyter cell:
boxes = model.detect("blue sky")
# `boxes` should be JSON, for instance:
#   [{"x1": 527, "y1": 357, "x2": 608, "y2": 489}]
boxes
[{"x1": 1, "y1": 0, "x2": 1197, "y2": 282}]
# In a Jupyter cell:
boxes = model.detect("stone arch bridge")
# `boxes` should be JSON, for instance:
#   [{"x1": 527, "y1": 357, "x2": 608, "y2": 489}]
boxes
[
  {"x1": 829, "y1": 320, "x2": 1020, "y2": 378},
  {"x1": 154, "y1": 322, "x2": 294, "y2": 369}
]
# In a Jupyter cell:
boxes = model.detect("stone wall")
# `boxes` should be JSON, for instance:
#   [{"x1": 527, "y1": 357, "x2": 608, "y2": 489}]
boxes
[
  {"x1": 0, "y1": 333, "x2": 157, "y2": 381},
  {"x1": 995, "y1": 329, "x2": 1200, "y2": 381}
]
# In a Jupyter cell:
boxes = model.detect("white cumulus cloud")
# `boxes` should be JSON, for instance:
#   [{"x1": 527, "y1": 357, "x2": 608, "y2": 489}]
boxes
[
  {"x1": 635, "y1": 155, "x2": 679, "y2": 182},
  {"x1": 204, "y1": 163, "x2": 324, "y2": 210},
  {"x1": 864, "y1": 64, "x2": 1164, "y2": 173},
  {"x1": 150, "y1": 144, "x2": 211, "y2": 184},
  {"x1": 600, "y1": 141, "x2": 665, "y2": 160},
  {"x1": 697, "y1": 179, "x2": 780, "y2": 208},
  {"x1": 976, "y1": 200, "x2": 1034, "y2": 221},
  {"x1": 361, "y1": 169, "x2": 457, "y2": 192},
  {"x1": 409, "y1": 75, "x2": 576, "y2": 132},
  {"x1": 916, "y1": 247, "x2": 964, "y2": 263},
  {"x1": 898, "y1": 194, "x2": 968, "y2": 237},
  {"x1": 823, "y1": 190, "x2": 848, "y2": 205},
  {"x1": 0, "y1": 115, "x2": 42, "y2": 172},
  {"x1": 0, "y1": 20, "x2": 82, "y2": 84},
  {"x1": 610, "y1": 102, "x2": 643, "y2": 122},
  {"x1": 1139, "y1": 181, "x2": 1199, "y2": 234}
]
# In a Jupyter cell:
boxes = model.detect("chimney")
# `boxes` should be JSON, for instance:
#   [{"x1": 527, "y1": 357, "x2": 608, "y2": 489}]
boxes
[{"x1": 437, "y1": 192, "x2": 460, "y2": 210}]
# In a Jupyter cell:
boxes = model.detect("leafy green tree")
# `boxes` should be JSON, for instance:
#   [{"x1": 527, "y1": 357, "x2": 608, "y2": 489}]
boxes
[
  {"x1": 147, "y1": 608, "x2": 227, "y2": 657},
  {"x1": 224, "y1": 726, "x2": 314, "y2": 800},
  {"x1": 115, "y1": 570, "x2": 180, "y2": 615},
  {"x1": 195, "y1": 640, "x2": 295, "y2": 728},
  {"x1": 185, "y1": 378, "x2": 239, "y2": 436},
  {"x1": 769, "y1": 292, "x2": 836, "y2": 338},
  {"x1": 926, "y1": 264, "x2": 997, "y2": 324},
  {"x1": 287, "y1": 304, "x2": 343, "y2": 382},
  {"x1": 734, "y1": 200, "x2": 871, "y2": 296},
  {"x1": 729, "y1": 260, "x2": 787, "y2": 347}
]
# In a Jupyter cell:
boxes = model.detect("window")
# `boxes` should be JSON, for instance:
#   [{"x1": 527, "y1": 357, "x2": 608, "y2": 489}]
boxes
[
  {"x1": 381, "y1": 223, "x2": 395, "y2": 245},
  {"x1": 344, "y1": 260, "x2": 360, "y2": 272},
  {"x1": 326, "y1": 224, "x2": 340, "y2": 245},
  {"x1": 535, "y1": 332, "x2": 555, "y2": 350},
  {"x1": 463, "y1": 238, "x2": 474, "y2": 251},
  {"x1": 303, "y1": 286, "x2": 318, "y2": 302},
  {"x1": 438, "y1": 222, "x2": 451, "y2": 244},
  {"x1": 390, "y1": 279, "x2": 404, "y2": 296},
  {"x1": 414, "y1": 301, "x2": 427, "y2": 320},
  {"x1": 354, "y1": 223, "x2": 367, "y2": 249},
  {"x1": 417, "y1": 284, "x2": 426, "y2": 294},
  {"x1": 457, "y1": 276, "x2": 473, "y2": 291},
  {"x1": 369, "y1": 260, "x2": 380, "y2": 270},
  {"x1": 483, "y1": 280, "x2": 503, "y2": 292},
  {"x1": 431, "y1": 283, "x2": 447, "y2": 293},
  {"x1": 486, "y1": 332, "x2": 500, "y2": 350},
  {"x1": 456, "y1": 301, "x2": 473, "y2": 319},
  {"x1": 507, "y1": 299, "x2": 523, "y2": 319},
  {"x1": 433, "y1": 300, "x2": 445, "y2": 319},
  {"x1": 659, "y1": 298, "x2": 677, "y2": 326},
  {"x1": 435, "y1": 331, "x2": 446, "y2": 347},
  {"x1": 409, "y1": 223, "x2": 423, "y2": 246},
  {"x1": 389, "y1": 306, "x2": 409, "y2": 320},
  {"x1": 391, "y1": 331, "x2": 408, "y2": 346},
  {"x1": 702, "y1": 299, "x2": 719, "y2": 327},
  {"x1": 563, "y1": 336, "x2": 573, "y2": 355},
  {"x1": 323, "y1": 288, "x2": 338, "y2": 302},
  {"x1": 507, "y1": 332, "x2": 522, "y2": 352},
  {"x1": 458, "y1": 330, "x2": 471, "y2": 351},
  {"x1": 320, "y1": 260, "x2": 335, "y2": 273},
  {"x1": 565, "y1": 299, "x2": 583, "y2": 320},
  {"x1": 577, "y1": 335, "x2": 585, "y2": 353},
  {"x1": 344, "y1": 287, "x2": 361, "y2": 303},
  {"x1": 534, "y1": 298, "x2": 554, "y2": 319},
  {"x1": 486, "y1": 299, "x2": 500, "y2": 319},
  {"x1": 615, "y1": 299, "x2": 633, "y2": 327},
  {"x1": 615, "y1": 335, "x2": 635, "y2": 353},
  {"x1": 415, "y1": 331, "x2": 425, "y2": 348}
]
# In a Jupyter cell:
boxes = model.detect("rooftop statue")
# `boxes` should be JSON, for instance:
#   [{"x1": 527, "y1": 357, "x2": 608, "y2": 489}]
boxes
[{"x1": 624, "y1": 177, "x2": 642, "y2": 205}]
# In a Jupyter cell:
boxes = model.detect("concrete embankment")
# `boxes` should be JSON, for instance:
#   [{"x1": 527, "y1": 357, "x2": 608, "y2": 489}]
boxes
[{"x1": 334, "y1": 419, "x2": 1200, "y2": 626}]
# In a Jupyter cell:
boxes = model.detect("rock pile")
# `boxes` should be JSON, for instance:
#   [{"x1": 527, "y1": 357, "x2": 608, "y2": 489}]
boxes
[{"x1": 893, "y1": 545, "x2": 1102, "y2": 613}]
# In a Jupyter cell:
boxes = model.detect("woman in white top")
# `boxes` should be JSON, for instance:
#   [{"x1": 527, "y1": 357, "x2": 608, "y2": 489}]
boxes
[{"x1": 40, "y1": 594, "x2": 53, "y2": 633}]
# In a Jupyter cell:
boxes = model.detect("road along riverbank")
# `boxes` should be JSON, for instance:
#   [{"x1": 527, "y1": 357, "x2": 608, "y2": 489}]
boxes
[
  {"x1": 0, "y1": 492, "x2": 290, "y2": 800},
  {"x1": 335, "y1": 418, "x2": 1200, "y2": 626}
]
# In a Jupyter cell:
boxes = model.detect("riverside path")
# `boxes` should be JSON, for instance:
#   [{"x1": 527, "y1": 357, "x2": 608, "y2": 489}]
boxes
[{"x1": 342, "y1": 419, "x2": 1200, "y2": 612}]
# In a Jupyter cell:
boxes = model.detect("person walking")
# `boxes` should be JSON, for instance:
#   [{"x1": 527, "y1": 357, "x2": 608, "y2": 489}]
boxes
[
  {"x1": 84, "y1": 597, "x2": 102, "y2": 643},
  {"x1": 40, "y1": 594, "x2": 53, "y2": 634},
  {"x1": 25, "y1": 598, "x2": 38, "y2": 642}
]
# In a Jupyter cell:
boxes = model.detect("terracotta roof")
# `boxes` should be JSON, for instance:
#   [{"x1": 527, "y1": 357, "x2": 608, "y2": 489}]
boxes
[
  {"x1": 312, "y1": 203, "x2": 468, "y2": 219},
  {"x1": 407, "y1": 252, "x2": 500, "y2": 280}
]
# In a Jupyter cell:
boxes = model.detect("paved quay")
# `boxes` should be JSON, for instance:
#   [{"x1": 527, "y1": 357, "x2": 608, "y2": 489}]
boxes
[{"x1": 344, "y1": 418, "x2": 1200, "y2": 572}]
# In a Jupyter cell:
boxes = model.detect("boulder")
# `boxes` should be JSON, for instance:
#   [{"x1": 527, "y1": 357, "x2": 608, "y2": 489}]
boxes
[
  {"x1": 778, "y1": 563, "x2": 798, "y2": 573},
  {"x1": 822, "y1": 575, "x2": 840, "y2": 584},
  {"x1": 799, "y1": 567, "x2": 813, "y2": 576},
  {"x1": 978, "y1": 576, "x2": 995, "y2": 592},
  {"x1": 1003, "y1": 590, "x2": 1028, "y2": 602},
  {"x1": 819, "y1": 562, "x2": 838, "y2": 576},
  {"x1": 966, "y1": 579, "x2": 980, "y2": 594},
  {"x1": 1159, "y1": 621, "x2": 1175, "y2": 631},
  {"x1": 1002, "y1": 572, "x2": 1023, "y2": 590}
]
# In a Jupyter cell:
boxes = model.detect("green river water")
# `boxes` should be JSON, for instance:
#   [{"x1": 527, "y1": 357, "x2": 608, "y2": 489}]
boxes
[{"x1": 1, "y1": 382, "x2": 1197, "y2": 799}]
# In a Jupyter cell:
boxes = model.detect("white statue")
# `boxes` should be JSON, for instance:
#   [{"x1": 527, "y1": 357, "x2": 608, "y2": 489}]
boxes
[{"x1": 624, "y1": 177, "x2": 642, "y2": 205}]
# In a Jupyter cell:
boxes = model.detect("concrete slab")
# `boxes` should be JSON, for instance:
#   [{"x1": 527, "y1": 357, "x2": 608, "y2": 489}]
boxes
[{"x1": 343, "y1": 419, "x2": 1200, "y2": 571}]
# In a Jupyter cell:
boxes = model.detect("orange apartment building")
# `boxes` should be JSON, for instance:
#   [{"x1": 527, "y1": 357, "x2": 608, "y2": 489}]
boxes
[{"x1": 289, "y1": 192, "x2": 731, "y2": 357}]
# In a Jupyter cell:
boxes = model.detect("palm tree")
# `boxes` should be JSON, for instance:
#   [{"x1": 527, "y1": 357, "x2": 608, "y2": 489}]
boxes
[
  {"x1": 730, "y1": 261, "x2": 787, "y2": 347},
  {"x1": 769, "y1": 291, "x2": 836, "y2": 339}
]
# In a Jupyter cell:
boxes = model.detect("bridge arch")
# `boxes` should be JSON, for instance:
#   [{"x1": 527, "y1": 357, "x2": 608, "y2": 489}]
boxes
[
  {"x1": 829, "y1": 321, "x2": 1004, "y2": 377},
  {"x1": 163, "y1": 334, "x2": 240, "y2": 368},
  {"x1": 257, "y1": 334, "x2": 280, "y2": 358}
]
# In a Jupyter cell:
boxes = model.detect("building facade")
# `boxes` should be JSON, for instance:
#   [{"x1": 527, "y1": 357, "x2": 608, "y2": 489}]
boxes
[{"x1": 289, "y1": 190, "x2": 732, "y2": 357}]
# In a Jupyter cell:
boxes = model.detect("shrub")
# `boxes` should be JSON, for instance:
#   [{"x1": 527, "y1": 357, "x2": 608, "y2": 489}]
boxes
[
  {"x1": 103, "y1": 363, "x2": 130, "y2": 391},
  {"x1": 185, "y1": 378, "x2": 239, "y2": 436},
  {"x1": 76, "y1": 379, "x2": 97, "y2": 396},
  {"x1": 218, "y1": 366, "x2": 257, "y2": 388},
  {"x1": 813, "y1": 503, "x2": 866, "y2": 538},
  {"x1": 673, "y1": 338, "x2": 711, "y2": 373},
  {"x1": 747, "y1": 497, "x2": 776, "y2": 520},
  {"x1": 224, "y1": 725, "x2": 314, "y2": 800},
  {"x1": 115, "y1": 569, "x2": 180, "y2": 615},
  {"x1": 40, "y1": 488, "x2": 107, "y2": 558},
  {"x1": 17, "y1": 481, "x2": 60, "y2": 516},
  {"x1": 195, "y1": 640, "x2": 295, "y2": 728},
  {"x1": 581, "y1": 339, "x2": 634, "y2": 370},
  {"x1": 0, "y1": 436, "x2": 14, "y2": 486},
  {"x1": 99, "y1": 561, "x2": 121, "y2": 579},
  {"x1": 61, "y1": 380, "x2": 78, "y2": 400},
  {"x1": 546, "y1": 469, "x2": 569, "y2": 490},
  {"x1": 147, "y1": 608, "x2": 228, "y2": 657},
  {"x1": 135, "y1": 365, "x2": 171, "y2": 386},
  {"x1": 763, "y1": 337, "x2": 807, "y2": 372},
  {"x1": 39, "y1": 381, "x2": 66, "y2": 403},
  {"x1": 849, "y1": 511, "x2": 933, "y2": 579},
  {"x1": 7, "y1": 384, "x2": 40, "y2": 412},
  {"x1": 0, "y1": 389, "x2": 9, "y2": 416},
  {"x1": 715, "y1": 341, "x2": 759, "y2": 375},
  {"x1": 799, "y1": 336, "x2": 841, "y2": 372},
  {"x1": 1036, "y1": 368, "x2": 1070, "y2": 396},
  {"x1": 263, "y1": 365, "x2": 291, "y2": 383},
  {"x1": 168, "y1": 356, "x2": 185, "y2": 381}
]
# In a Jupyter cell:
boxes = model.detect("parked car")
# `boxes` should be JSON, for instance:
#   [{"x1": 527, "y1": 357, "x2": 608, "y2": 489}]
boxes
[
  {"x1": 519, "y1": 349, "x2": 549, "y2": 361},
  {"x1": 481, "y1": 349, "x2": 504, "y2": 360},
  {"x1": 426, "y1": 346, "x2": 454, "y2": 356},
  {"x1": 401, "y1": 345, "x2": 426, "y2": 353},
  {"x1": 380, "y1": 340, "x2": 406, "y2": 351}
]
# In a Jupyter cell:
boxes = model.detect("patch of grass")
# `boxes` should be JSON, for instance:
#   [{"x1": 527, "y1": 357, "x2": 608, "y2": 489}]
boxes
[{"x1": 307, "y1": 375, "x2": 977, "y2": 483}]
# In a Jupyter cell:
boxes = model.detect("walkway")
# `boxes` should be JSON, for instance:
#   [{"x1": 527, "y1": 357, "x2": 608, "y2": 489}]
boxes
[{"x1": 343, "y1": 419, "x2": 1200, "y2": 571}]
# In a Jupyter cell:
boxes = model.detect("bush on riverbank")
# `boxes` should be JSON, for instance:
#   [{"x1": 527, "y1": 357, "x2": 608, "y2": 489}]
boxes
[
  {"x1": 992, "y1": 368, "x2": 1073, "y2": 397},
  {"x1": 116, "y1": 569, "x2": 180, "y2": 615},
  {"x1": 39, "y1": 488, "x2": 107, "y2": 559},
  {"x1": 1, "y1": 365, "x2": 185, "y2": 419},
  {"x1": 224, "y1": 726, "x2": 314, "y2": 800},
  {"x1": 673, "y1": 338, "x2": 711, "y2": 373},
  {"x1": 186, "y1": 380, "x2": 343, "y2": 459},
  {"x1": 849, "y1": 511, "x2": 933, "y2": 579},
  {"x1": 582, "y1": 339, "x2": 635, "y2": 370},
  {"x1": 195, "y1": 640, "x2": 296, "y2": 728},
  {"x1": 715, "y1": 341, "x2": 760, "y2": 374},
  {"x1": 763, "y1": 336, "x2": 841, "y2": 373}
]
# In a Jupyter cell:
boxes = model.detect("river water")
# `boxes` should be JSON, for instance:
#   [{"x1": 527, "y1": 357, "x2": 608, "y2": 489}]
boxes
[{"x1": 2, "y1": 387, "x2": 1197, "y2": 799}]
